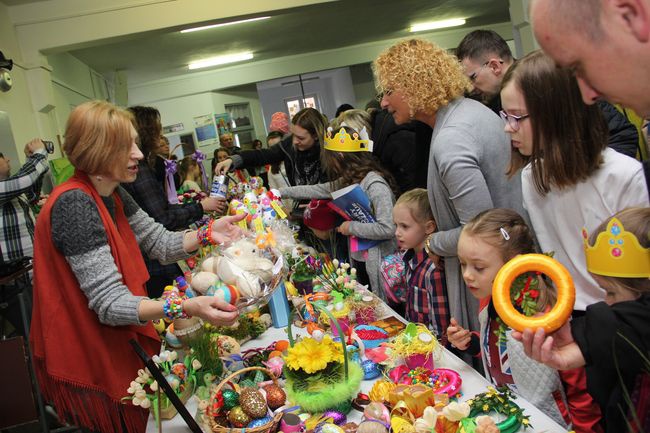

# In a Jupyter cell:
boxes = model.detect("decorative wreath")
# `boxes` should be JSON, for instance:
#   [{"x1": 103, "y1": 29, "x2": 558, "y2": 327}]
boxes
[
  {"x1": 466, "y1": 386, "x2": 530, "y2": 433},
  {"x1": 492, "y1": 254, "x2": 575, "y2": 333}
]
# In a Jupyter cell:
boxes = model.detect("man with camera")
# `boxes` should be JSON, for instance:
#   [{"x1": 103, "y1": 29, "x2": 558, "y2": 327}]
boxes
[{"x1": 0, "y1": 138, "x2": 50, "y2": 336}]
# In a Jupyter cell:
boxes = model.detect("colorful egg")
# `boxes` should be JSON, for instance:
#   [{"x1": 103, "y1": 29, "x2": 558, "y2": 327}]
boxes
[
  {"x1": 170, "y1": 362, "x2": 187, "y2": 381},
  {"x1": 247, "y1": 416, "x2": 273, "y2": 428},
  {"x1": 164, "y1": 373, "x2": 181, "y2": 391},
  {"x1": 239, "y1": 387, "x2": 268, "y2": 418},
  {"x1": 263, "y1": 384, "x2": 286, "y2": 410},
  {"x1": 227, "y1": 406, "x2": 251, "y2": 428},
  {"x1": 221, "y1": 389, "x2": 240, "y2": 410},
  {"x1": 361, "y1": 359, "x2": 381, "y2": 380},
  {"x1": 211, "y1": 283, "x2": 240, "y2": 305}
]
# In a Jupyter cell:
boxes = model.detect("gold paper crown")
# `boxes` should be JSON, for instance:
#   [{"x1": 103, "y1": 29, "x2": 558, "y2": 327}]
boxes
[
  {"x1": 324, "y1": 127, "x2": 373, "y2": 153},
  {"x1": 582, "y1": 217, "x2": 650, "y2": 278}
]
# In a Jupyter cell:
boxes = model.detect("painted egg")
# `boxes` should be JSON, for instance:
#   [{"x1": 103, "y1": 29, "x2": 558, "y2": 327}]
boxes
[
  {"x1": 221, "y1": 388, "x2": 240, "y2": 410},
  {"x1": 164, "y1": 331, "x2": 182, "y2": 348},
  {"x1": 170, "y1": 362, "x2": 187, "y2": 381},
  {"x1": 164, "y1": 373, "x2": 181, "y2": 391},
  {"x1": 239, "y1": 387, "x2": 268, "y2": 418},
  {"x1": 247, "y1": 416, "x2": 272, "y2": 428},
  {"x1": 227, "y1": 406, "x2": 251, "y2": 428},
  {"x1": 190, "y1": 271, "x2": 219, "y2": 294},
  {"x1": 207, "y1": 283, "x2": 240, "y2": 305},
  {"x1": 362, "y1": 359, "x2": 382, "y2": 380},
  {"x1": 262, "y1": 383, "x2": 286, "y2": 410}
]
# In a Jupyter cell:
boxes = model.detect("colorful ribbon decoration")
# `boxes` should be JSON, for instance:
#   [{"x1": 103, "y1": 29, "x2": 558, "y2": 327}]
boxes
[
  {"x1": 164, "y1": 159, "x2": 179, "y2": 204},
  {"x1": 191, "y1": 150, "x2": 209, "y2": 191}
]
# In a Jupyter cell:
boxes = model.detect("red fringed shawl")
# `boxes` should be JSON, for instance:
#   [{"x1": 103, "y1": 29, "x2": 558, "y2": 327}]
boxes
[{"x1": 30, "y1": 171, "x2": 160, "y2": 433}]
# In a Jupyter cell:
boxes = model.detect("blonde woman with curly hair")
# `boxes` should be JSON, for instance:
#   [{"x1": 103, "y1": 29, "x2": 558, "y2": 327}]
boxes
[{"x1": 373, "y1": 39, "x2": 526, "y2": 340}]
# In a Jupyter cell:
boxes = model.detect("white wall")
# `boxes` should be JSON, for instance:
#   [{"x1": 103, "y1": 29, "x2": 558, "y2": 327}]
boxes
[
  {"x1": 0, "y1": 2, "x2": 41, "y2": 164},
  {"x1": 256, "y1": 67, "x2": 355, "y2": 130},
  {"x1": 350, "y1": 63, "x2": 376, "y2": 110}
]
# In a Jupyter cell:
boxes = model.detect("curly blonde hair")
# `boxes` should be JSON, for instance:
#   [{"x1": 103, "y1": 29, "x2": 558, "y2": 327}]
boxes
[{"x1": 373, "y1": 39, "x2": 471, "y2": 117}]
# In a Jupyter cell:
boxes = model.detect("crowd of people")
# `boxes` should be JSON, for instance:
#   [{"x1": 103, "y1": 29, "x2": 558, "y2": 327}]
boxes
[{"x1": 1, "y1": 1, "x2": 649, "y2": 431}]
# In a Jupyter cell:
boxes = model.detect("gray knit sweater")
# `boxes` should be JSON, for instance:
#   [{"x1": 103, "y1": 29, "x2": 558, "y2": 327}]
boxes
[
  {"x1": 426, "y1": 97, "x2": 526, "y2": 333},
  {"x1": 51, "y1": 187, "x2": 190, "y2": 326},
  {"x1": 279, "y1": 171, "x2": 397, "y2": 297}
]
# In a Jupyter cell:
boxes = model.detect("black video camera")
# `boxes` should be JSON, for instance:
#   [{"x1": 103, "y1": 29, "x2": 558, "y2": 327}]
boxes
[{"x1": 42, "y1": 140, "x2": 54, "y2": 154}]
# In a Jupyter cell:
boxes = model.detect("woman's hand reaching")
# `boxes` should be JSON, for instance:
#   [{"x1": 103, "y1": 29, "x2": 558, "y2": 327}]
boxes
[
  {"x1": 210, "y1": 213, "x2": 246, "y2": 246},
  {"x1": 183, "y1": 296, "x2": 238, "y2": 326}
]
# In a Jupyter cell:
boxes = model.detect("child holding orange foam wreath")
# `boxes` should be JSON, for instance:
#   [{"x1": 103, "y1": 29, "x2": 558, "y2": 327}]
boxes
[
  {"x1": 515, "y1": 207, "x2": 650, "y2": 433},
  {"x1": 446, "y1": 208, "x2": 601, "y2": 431}
]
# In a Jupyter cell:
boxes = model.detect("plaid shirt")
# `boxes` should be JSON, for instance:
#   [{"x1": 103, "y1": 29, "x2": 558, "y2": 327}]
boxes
[
  {"x1": 403, "y1": 249, "x2": 449, "y2": 341},
  {"x1": 0, "y1": 150, "x2": 48, "y2": 262}
]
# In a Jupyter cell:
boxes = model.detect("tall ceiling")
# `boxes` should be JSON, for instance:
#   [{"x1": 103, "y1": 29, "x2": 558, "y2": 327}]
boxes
[{"x1": 57, "y1": 0, "x2": 511, "y2": 86}]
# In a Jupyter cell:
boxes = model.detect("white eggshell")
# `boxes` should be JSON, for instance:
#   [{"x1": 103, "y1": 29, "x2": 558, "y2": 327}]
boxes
[{"x1": 190, "y1": 271, "x2": 219, "y2": 294}]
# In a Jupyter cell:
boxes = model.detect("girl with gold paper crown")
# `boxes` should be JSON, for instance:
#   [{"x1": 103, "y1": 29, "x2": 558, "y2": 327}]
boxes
[
  {"x1": 278, "y1": 109, "x2": 397, "y2": 297},
  {"x1": 515, "y1": 207, "x2": 650, "y2": 433}
]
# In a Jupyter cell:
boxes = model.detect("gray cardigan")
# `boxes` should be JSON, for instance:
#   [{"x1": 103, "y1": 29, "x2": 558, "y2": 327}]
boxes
[
  {"x1": 280, "y1": 171, "x2": 397, "y2": 297},
  {"x1": 426, "y1": 97, "x2": 525, "y2": 333}
]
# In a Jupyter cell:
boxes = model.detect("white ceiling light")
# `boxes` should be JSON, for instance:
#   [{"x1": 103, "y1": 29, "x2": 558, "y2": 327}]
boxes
[
  {"x1": 409, "y1": 18, "x2": 466, "y2": 33},
  {"x1": 188, "y1": 52, "x2": 254, "y2": 70},
  {"x1": 181, "y1": 16, "x2": 270, "y2": 33}
]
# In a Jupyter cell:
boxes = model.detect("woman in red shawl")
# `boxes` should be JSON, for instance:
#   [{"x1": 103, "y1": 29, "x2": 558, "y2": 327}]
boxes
[{"x1": 30, "y1": 100, "x2": 243, "y2": 433}]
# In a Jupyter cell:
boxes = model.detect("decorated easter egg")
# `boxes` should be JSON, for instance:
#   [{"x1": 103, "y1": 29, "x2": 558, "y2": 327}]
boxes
[
  {"x1": 314, "y1": 424, "x2": 345, "y2": 433},
  {"x1": 207, "y1": 283, "x2": 240, "y2": 305},
  {"x1": 152, "y1": 319, "x2": 166, "y2": 334},
  {"x1": 190, "y1": 271, "x2": 219, "y2": 294},
  {"x1": 164, "y1": 330, "x2": 182, "y2": 348},
  {"x1": 239, "y1": 387, "x2": 268, "y2": 418},
  {"x1": 213, "y1": 335, "x2": 241, "y2": 357},
  {"x1": 361, "y1": 359, "x2": 381, "y2": 380},
  {"x1": 248, "y1": 416, "x2": 273, "y2": 428},
  {"x1": 262, "y1": 383, "x2": 286, "y2": 410},
  {"x1": 170, "y1": 362, "x2": 187, "y2": 381},
  {"x1": 222, "y1": 388, "x2": 240, "y2": 410},
  {"x1": 227, "y1": 406, "x2": 251, "y2": 428}
]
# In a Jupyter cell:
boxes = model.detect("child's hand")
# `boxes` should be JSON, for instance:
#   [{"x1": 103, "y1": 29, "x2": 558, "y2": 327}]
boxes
[
  {"x1": 337, "y1": 221, "x2": 352, "y2": 236},
  {"x1": 447, "y1": 317, "x2": 471, "y2": 350},
  {"x1": 511, "y1": 322, "x2": 586, "y2": 370}
]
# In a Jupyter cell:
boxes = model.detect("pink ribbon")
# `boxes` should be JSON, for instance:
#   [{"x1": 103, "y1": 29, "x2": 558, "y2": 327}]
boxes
[
  {"x1": 192, "y1": 150, "x2": 209, "y2": 191},
  {"x1": 164, "y1": 159, "x2": 179, "y2": 204}
]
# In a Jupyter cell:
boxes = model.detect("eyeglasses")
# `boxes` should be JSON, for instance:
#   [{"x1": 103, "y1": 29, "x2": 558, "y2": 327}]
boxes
[
  {"x1": 467, "y1": 59, "x2": 505, "y2": 82},
  {"x1": 499, "y1": 110, "x2": 530, "y2": 131},
  {"x1": 375, "y1": 89, "x2": 394, "y2": 101}
]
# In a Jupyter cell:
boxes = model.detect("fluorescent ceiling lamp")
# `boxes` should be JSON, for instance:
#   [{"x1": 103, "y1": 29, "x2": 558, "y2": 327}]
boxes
[
  {"x1": 188, "y1": 52, "x2": 254, "y2": 70},
  {"x1": 181, "y1": 16, "x2": 270, "y2": 33},
  {"x1": 410, "y1": 18, "x2": 466, "y2": 32}
]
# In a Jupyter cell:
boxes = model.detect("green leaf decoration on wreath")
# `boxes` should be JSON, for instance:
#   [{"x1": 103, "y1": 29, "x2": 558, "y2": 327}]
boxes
[{"x1": 466, "y1": 386, "x2": 531, "y2": 431}]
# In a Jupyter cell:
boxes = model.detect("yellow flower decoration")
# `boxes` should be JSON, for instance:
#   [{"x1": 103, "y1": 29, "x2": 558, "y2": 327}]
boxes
[{"x1": 284, "y1": 336, "x2": 344, "y2": 373}]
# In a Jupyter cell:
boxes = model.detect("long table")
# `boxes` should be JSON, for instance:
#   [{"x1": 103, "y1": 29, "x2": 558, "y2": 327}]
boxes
[{"x1": 146, "y1": 309, "x2": 567, "y2": 433}]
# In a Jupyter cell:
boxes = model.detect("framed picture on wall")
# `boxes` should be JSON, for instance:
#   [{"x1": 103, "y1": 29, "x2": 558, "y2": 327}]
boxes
[
  {"x1": 193, "y1": 114, "x2": 217, "y2": 147},
  {"x1": 214, "y1": 113, "x2": 233, "y2": 136}
]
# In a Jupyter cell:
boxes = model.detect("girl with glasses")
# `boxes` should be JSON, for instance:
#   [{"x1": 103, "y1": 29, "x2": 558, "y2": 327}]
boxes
[{"x1": 500, "y1": 51, "x2": 648, "y2": 431}]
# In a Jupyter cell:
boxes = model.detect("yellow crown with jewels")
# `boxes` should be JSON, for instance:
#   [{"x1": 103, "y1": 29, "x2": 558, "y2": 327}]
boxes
[
  {"x1": 324, "y1": 126, "x2": 374, "y2": 153},
  {"x1": 582, "y1": 217, "x2": 650, "y2": 278}
]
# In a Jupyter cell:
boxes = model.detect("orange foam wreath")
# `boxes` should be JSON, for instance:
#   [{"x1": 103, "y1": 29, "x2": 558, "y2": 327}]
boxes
[{"x1": 492, "y1": 254, "x2": 575, "y2": 333}]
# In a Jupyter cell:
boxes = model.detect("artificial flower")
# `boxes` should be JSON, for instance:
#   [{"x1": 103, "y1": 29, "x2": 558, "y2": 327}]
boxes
[
  {"x1": 441, "y1": 401, "x2": 470, "y2": 421},
  {"x1": 414, "y1": 406, "x2": 438, "y2": 432},
  {"x1": 192, "y1": 359, "x2": 202, "y2": 370},
  {"x1": 475, "y1": 416, "x2": 499, "y2": 433},
  {"x1": 150, "y1": 381, "x2": 158, "y2": 392},
  {"x1": 135, "y1": 369, "x2": 150, "y2": 383},
  {"x1": 127, "y1": 381, "x2": 143, "y2": 394}
]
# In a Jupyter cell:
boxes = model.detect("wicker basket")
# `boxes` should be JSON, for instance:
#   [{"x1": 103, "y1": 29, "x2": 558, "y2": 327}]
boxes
[{"x1": 207, "y1": 366, "x2": 283, "y2": 433}]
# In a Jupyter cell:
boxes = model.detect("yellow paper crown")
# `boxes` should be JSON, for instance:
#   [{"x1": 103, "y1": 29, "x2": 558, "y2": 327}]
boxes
[
  {"x1": 324, "y1": 126, "x2": 373, "y2": 152},
  {"x1": 582, "y1": 217, "x2": 650, "y2": 278}
]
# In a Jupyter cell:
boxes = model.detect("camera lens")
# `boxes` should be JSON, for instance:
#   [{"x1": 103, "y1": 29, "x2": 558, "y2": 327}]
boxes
[{"x1": 42, "y1": 140, "x2": 54, "y2": 154}]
